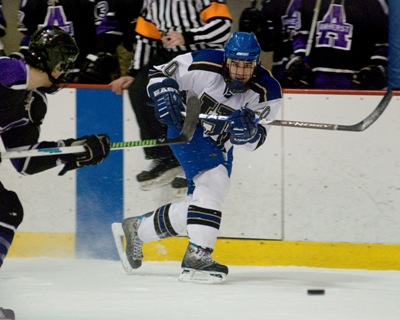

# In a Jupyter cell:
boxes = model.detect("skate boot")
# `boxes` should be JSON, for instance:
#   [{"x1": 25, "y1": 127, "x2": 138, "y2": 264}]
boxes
[
  {"x1": 136, "y1": 158, "x2": 182, "y2": 190},
  {"x1": 178, "y1": 242, "x2": 228, "y2": 284},
  {"x1": 171, "y1": 174, "x2": 188, "y2": 197},
  {"x1": 122, "y1": 216, "x2": 145, "y2": 269}
]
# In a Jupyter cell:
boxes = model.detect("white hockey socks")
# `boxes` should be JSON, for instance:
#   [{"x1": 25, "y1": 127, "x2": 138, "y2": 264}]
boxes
[{"x1": 138, "y1": 197, "x2": 191, "y2": 242}]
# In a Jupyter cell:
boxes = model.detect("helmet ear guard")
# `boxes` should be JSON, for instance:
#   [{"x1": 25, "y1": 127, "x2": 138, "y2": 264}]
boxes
[
  {"x1": 25, "y1": 26, "x2": 79, "y2": 93},
  {"x1": 223, "y1": 31, "x2": 261, "y2": 93}
]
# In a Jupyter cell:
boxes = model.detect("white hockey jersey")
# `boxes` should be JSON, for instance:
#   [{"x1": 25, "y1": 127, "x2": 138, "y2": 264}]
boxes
[{"x1": 148, "y1": 49, "x2": 282, "y2": 152}]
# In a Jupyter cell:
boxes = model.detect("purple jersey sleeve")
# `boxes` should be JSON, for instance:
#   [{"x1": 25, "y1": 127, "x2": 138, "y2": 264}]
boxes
[{"x1": 0, "y1": 58, "x2": 27, "y2": 88}]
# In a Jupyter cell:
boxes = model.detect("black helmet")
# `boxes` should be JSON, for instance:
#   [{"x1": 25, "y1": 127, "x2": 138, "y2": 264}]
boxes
[{"x1": 25, "y1": 26, "x2": 79, "y2": 93}]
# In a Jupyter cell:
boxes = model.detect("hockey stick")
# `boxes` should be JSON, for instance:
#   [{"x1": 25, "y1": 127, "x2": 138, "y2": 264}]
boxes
[
  {"x1": 1, "y1": 96, "x2": 200, "y2": 160},
  {"x1": 196, "y1": 90, "x2": 392, "y2": 132},
  {"x1": 305, "y1": 0, "x2": 321, "y2": 61}
]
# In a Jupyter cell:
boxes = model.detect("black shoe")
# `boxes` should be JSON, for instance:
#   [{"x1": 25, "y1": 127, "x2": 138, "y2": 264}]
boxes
[
  {"x1": 171, "y1": 176, "x2": 188, "y2": 197},
  {"x1": 136, "y1": 158, "x2": 182, "y2": 190}
]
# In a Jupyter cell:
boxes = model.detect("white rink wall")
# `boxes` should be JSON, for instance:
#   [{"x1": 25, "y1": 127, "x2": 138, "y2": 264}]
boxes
[{"x1": 1, "y1": 89, "x2": 399, "y2": 246}]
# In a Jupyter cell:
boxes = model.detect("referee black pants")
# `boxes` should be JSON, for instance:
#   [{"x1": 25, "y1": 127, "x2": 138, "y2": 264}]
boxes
[{"x1": 128, "y1": 50, "x2": 182, "y2": 160}]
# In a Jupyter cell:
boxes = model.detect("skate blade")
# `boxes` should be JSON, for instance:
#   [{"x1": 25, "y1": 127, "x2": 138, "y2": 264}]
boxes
[
  {"x1": 139, "y1": 167, "x2": 183, "y2": 191},
  {"x1": 111, "y1": 222, "x2": 134, "y2": 274},
  {"x1": 172, "y1": 186, "x2": 188, "y2": 197},
  {"x1": 178, "y1": 268, "x2": 227, "y2": 284}
]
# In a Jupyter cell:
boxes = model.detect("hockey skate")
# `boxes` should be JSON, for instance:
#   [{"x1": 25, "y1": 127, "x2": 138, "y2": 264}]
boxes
[
  {"x1": 178, "y1": 242, "x2": 228, "y2": 284},
  {"x1": 137, "y1": 158, "x2": 182, "y2": 190},
  {"x1": 112, "y1": 214, "x2": 149, "y2": 273},
  {"x1": 122, "y1": 216, "x2": 145, "y2": 269},
  {"x1": 171, "y1": 175, "x2": 188, "y2": 197},
  {"x1": 111, "y1": 222, "x2": 133, "y2": 273}
]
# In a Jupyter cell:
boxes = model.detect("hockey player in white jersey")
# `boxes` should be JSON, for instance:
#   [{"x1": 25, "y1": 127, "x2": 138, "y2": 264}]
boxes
[{"x1": 116, "y1": 32, "x2": 282, "y2": 283}]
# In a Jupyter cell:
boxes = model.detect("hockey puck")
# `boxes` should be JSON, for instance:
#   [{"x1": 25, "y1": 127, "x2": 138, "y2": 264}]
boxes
[{"x1": 307, "y1": 289, "x2": 325, "y2": 295}]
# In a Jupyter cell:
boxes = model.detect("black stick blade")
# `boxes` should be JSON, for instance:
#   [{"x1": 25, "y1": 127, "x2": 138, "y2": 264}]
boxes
[{"x1": 337, "y1": 90, "x2": 393, "y2": 132}]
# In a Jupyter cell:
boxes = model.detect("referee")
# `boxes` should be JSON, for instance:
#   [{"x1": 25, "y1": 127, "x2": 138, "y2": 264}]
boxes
[{"x1": 111, "y1": 0, "x2": 232, "y2": 193}]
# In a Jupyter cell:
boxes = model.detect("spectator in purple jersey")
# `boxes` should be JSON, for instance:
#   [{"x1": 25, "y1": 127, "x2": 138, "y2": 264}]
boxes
[
  {"x1": 239, "y1": 0, "x2": 302, "y2": 84},
  {"x1": 104, "y1": 0, "x2": 142, "y2": 53},
  {"x1": 282, "y1": 0, "x2": 388, "y2": 90},
  {"x1": 18, "y1": 0, "x2": 122, "y2": 84},
  {"x1": 0, "y1": 0, "x2": 6, "y2": 56},
  {"x1": 0, "y1": 26, "x2": 110, "y2": 269},
  {"x1": 95, "y1": 0, "x2": 143, "y2": 77}
]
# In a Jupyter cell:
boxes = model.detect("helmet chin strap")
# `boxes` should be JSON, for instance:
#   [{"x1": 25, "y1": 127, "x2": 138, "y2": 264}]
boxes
[
  {"x1": 39, "y1": 69, "x2": 64, "y2": 94},
  {"x1": 42, "y1": 66, "x2": 76, "y2": 94}
]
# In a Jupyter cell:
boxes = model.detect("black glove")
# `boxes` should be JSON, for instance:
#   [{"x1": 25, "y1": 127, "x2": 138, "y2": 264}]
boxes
[
  {"x1": 148, "y1": 78, "x2": 184, "y2": 126},
  {"x1": 78, "y1": 52, "x2": 120, "y2": 84},
  {"x1": 239, "y1": 6, "x2": 263, "y2": 34},
  {"x1": 9, "y1": 51, "x2": 24, "y2": 60},
  {"x1": 239, "y1": 6, "x2": 274, "y2": 52},
  {"x1": 282, "y1": 56, "x2": 314, "y2": 88},
  {"x1": 58, "y1": 134, "x2": 111, "y2": 176},
  {"x1": 352, "y1": 65, "x2": 387, "y2": 90},
  {"x1": 227, "y1": 109, "x2": 261, "y2": 145}
]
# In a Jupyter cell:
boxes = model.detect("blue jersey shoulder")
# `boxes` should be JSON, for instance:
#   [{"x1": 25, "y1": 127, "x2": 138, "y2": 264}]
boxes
[
  {"x1": 251, "y1": 66, "x2": 282, "y2": 102},
  {"x1": 189, "y1": 49, "x2": 224, "y2": 74}
]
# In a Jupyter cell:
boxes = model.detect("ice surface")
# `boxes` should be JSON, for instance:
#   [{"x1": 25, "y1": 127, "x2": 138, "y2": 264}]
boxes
[{"x1": 1, "y1": 258, "x2": 400, "y2": 320}]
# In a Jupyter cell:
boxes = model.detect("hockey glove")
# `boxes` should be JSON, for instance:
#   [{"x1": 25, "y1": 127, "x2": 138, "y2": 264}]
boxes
[
  {"x1": 352, "y1": 65, "x2": 387, "y2": 90},
  {"x1": 148, "y1": 78, "x2": 184, "y2": 126},
  {"x1": 78, "y1": 52, "x2": 120, "y2": 84},
  {"x1": 227, "y1": 109, "x2": 261, "y2": 145},
  {"x1": 282, "y1": 56, "x2": 314, "y2": 88},
  {"x1": 239, "y1": 6, "x2": 263, "y2": 33},
  {"x1": 58, "y1": 134, "x2": 111, "y2": 176}
]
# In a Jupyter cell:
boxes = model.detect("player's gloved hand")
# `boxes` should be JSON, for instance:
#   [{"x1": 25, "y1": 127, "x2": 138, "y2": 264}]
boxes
[
  {"x1": 58, "y1": 134, "x2": 111, "y2": 176},
  {"x1": 78, "y1": 52, "x2": 120, "y2": 84},
  {"x1": 352, "y1": 65, "x2": 387, "y2": 90},
  {"x1": 282, "y1": 55, "x2": 314, "y2": 88},
  {"x1": 227, "y1": 108, "x2": 261, "y2": 144},
  {"x1": 239, "y1": 6, "x2": 263, "y2": 33},
  {"x1": 9, "y1": 51, "x2": 24, "y2": 59},
  {"x1": 148, "y1": 78, "x2": 184, "y2": 126}
]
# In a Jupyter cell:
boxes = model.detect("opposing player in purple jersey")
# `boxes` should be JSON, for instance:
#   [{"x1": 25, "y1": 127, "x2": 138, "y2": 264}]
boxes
[
  {"x1": 116, "y1": 32, "x2": 282, "y2": 283},
  {"x1": 18, "y1": 0, "x2": 122, "y2": 83},
  {"x1": 0, "y1": 26, "x2": 110, "y2": 268},
  {"x1": 283, "y1": 0, "x2": 389, "y2": 89}
]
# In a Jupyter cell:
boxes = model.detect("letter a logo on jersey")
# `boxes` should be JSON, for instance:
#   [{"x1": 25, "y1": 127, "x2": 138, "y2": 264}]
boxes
[
  {"x1": 39, "y1": 6, "x2": 74, "y2": 36},
  {"x1": 316, "y1": 4, "x2": 353, "y2": 51}
]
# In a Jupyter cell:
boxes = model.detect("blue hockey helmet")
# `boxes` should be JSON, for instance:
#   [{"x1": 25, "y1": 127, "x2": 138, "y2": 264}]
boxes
[{"x1": 223, "y1": 31, "x2": 261, "y2": 93}]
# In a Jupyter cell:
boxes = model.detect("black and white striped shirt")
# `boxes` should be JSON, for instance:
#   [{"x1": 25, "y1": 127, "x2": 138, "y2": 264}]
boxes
[{"x1": 131, "y1": 0, "x2": 232, "y2": 74}]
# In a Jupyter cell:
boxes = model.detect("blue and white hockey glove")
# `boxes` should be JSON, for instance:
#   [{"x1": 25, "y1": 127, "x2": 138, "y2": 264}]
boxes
[
  {"x1": 227, "y1": 109, "x2": 261, "y2": 145},
  {"x1": 148, "y1": 78, "x2": 184, "y2": 126}
]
